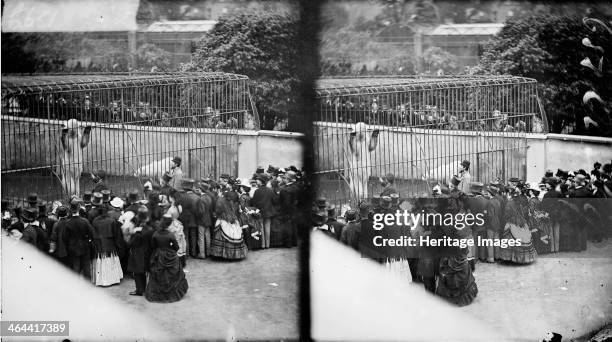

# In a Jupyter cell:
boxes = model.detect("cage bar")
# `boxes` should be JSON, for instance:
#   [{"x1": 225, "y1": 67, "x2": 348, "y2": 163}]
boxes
[
  {"x1": 314, "y1": 75, "x2": 543, "y2": 207},
  {"x1": 2, "y1": 73, "x2": 257, "y2": 206}
]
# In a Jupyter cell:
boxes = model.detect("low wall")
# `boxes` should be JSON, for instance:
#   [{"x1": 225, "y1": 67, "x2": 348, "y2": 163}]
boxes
[
  {"x1": 525, "y1": 134, "x2": 612, "y2": 184},
  {"x1": 314, "y1": 122, "x2": 612, "y2": 186}
]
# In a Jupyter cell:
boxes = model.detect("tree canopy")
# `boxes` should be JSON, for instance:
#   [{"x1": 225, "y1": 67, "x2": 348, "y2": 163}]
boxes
[
  {"x1": 183, "y1": 11, "x2": 300, "y2": 130},
  {"x1": 474, "y1": 14, "x2": 612, "y2": 136}
]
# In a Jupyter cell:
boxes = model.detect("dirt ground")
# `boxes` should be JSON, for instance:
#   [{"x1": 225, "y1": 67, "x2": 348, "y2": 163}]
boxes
[
  {"x1": 102, "y1": 247, "x2": 300, "y2": 340},
  {"x1": 461, "y1": 240, "x2": 612, "y2": 341}
]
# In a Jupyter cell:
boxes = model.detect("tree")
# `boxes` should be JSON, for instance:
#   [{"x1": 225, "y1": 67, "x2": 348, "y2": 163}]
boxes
[
  {"x1": 423, "y1": 46, "x2": 458, "y2": 74},
  {"x1": 183, "y1": 11, "x2": 300, "y2": 130},
  {"x1": 136, "y1": 43, "x2": 171, "y2": 72},
  {"x1": 474, "y1": 14, "x2": 612, "y2": 136}
]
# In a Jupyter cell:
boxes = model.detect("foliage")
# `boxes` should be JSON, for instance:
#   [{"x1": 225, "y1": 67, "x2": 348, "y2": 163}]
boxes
[
  {"x1": 423, "y1": 46, "x2": 458, "y2": 74},
  {"x1": 1, "y1": 32, "x2": 130, "y2": 73},
  {"x1": 136, "y1": 43, "x2": 171, "y2": 72},
  {"x1": 474, "y1": 14, "x2": 612, "y2": 136},
  {"x1": 183, "y1": 11, "x2": 300, "y2": 130}
]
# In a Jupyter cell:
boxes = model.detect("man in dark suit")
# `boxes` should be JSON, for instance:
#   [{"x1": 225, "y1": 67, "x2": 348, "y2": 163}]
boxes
[
  {"x1": 251, "y1": 174, "x2": 276, "y2": 249},
  {"x1": 196, "y1": 182, "x2": 214, "y2": 257},
  {"x1": 127, "y1": 206, "x2": 155, "y2": 296},
  {"x1": 278, "y1": 171, "x2": 301, "y2": 247},
  {"x1": 177, "y1": 179, "x2": 206, "y2": 258},
  {"x1": 340, "y1": 209, "x2": 361, "y2": 251},
  {"x1": 63, "y1": 199, "x2": 96, "y2": 280}
]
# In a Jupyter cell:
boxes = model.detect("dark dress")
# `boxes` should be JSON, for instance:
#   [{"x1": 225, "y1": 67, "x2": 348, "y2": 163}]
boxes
[{"x1": 145, "y1": 229, "x2": 189, "y2": 303}]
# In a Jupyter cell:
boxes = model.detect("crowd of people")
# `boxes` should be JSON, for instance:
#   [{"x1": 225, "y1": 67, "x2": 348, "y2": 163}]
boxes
[
  {"x1": 319, "y1": 98, "x2": 544, "y2": 133},
  {"x1": 2, "y1": 157, "x2": 305, "y2": 303},
  {"x1": 314, "y1": 159, "x2": 612, "y2": 307}
]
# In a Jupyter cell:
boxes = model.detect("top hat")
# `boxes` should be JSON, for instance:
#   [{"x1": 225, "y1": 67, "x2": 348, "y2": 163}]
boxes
[
  {"x1": 94, "y1": 169, "x2": 107, "y2": 179},
  {"x1": 56, "y1": 206, "x2": 69, "y2": 218},
  {"x1": 544, "y1": 170, "x2": 554, "y2": 178},
  {"x1": 594, "y1": 162, "x2": 602, "y2": 169},
  {"x1": 256, "y1": 166, "x2": 265, "y2": 174},
  {"x1": 461, "y1": 160, "x2": 470, "y2": 169},
  {"x1": 128, "y1": 191, "x2": 139, "y2": 203},
  {"x1": 26, "y1": 193, "x2": 38, "y2": 205},
  {"x1": 470, "y1": 182, "x2": 484, "y2": 195},
  {"x1": 92, "y1": 192, "x2": 104, "y2": 206},
  {"x1": 181, "y1": 178, "x2": 195, "y2": 191},
  {"x1": 162, "y1": 172, "x2": 172, "y2": 183},
  {"x1": 345, "y1": 209, "x2": 357, "y2": 221},
  {"x1": 37, "y1": 201, "x2": 48, "y2": 215},
  {"x1": 101, "y1": 190, "x2": 111, "y2": 202},
  {"x1": 82, "y1": 191, "x2": 93, "y2": 203},
  {"x1": 1, "y1": 199, "x2": 9, "y2": 212},
  {"x1": 22, "y1": 207, "x2": 38, "y2": 222},
  {"x1": 172, "y1": 156, "x2": 182, "y2": 166}
]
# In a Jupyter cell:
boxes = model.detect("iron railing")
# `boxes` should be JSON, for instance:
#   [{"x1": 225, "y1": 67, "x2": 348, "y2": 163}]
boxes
[
  {"x1": 313, "y1": 76, "x2": 542, "y2": 207},
  {"x1": 1, "y1": 73, "x2": 256, "y2": 206}
]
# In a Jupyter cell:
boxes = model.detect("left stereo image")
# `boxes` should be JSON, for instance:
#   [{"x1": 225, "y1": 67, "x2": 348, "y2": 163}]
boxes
[{"x1": 1, "y1": 1, "x2": 308, "y2": 340}]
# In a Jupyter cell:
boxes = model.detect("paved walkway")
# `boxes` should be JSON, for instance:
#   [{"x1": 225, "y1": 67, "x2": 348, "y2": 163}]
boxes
[
  {"x1": 103, "y1": 247, "x2": 300, "y2": 340},
  {"x1": 462, "y1": 240, "x2": 612, "y2": 341}
]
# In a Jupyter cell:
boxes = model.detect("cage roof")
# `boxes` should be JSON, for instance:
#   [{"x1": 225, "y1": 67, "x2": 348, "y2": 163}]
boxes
[
  {"x1": 2, "y1": 0, "x2": 139, "y2": 32},
  {"x1": 144, "y1": 20, "x2": 217, "y2": 33},
  {"x1": 1, "y1": 73, "x2": 250, "y2": 94},
  {"x1": 315, "y1": 76, "x2": 538, "y2": 97},
  {"x1": 426, "y1": 23, "x2": 504, "y2": 36}
]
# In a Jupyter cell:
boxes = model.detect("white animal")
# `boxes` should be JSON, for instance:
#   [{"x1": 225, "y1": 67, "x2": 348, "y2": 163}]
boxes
[
  {"x1": 134, "y1": 157, "x2": 173, "y2": 178},
  {"x1": 60, "y1": 119, "x2": 92, "y2": 198},
  {"x1": 347, "y1": 122, "x2": 379, "y2": 201},
  {"x1": 423, "y1": 161, "x2": 462, "y2": 181}
]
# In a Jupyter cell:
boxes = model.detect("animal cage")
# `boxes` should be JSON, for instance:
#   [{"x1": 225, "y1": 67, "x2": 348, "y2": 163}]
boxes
[
  {"x1": 313, "y1": 75, "x2": 547, "y2": 206},
  {"x1": 1, "y1": 73, "x2": 258, "y2": 205}
]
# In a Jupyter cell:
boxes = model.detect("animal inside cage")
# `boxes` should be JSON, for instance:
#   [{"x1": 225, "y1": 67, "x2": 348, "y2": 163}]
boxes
[
  {"x1": 313, "y1": 76, "x2": 547, "y2": 207},
  {"x1": 1, "y1": 73, "x2": 258, "y2": 206}
]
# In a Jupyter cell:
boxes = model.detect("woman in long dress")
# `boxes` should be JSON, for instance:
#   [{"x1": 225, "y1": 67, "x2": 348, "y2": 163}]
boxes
[
  {"x1": 166, "y1": 193, "x2": 187, "y2": 270},
  {"x1": 499, "y1": 189, "x2": 537, "y2": 264},
  {"x1": 435, "y1": 196, "x2": 478, "y2": 306},
  {"x1": 145, "y1": 216, "x2": 188, "y2": 303},
  {"x1": 90, "y1": 205, "x2": 125, "y2": 286},
  {"x1": 210, "y1": 198, "x2": 248, "y2": 260}
]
